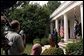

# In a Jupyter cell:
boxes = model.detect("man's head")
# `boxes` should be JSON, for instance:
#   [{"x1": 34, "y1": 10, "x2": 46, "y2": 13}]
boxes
[
  {"x1": 10, "y1": 20, "x2": 20, "y2": 32},
  {"x1": 31, "y1": 43, "x2": 42, "y2": 55}
]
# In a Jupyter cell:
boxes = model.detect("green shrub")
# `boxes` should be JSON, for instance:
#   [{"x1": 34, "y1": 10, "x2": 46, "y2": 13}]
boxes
[
  {"x1": 33, "y1": 38, "x2": 40, "y2": 44},
  {"x1": 41, "y1": 47, "x2": 64, "y2": 55},
  {"x1": 57, "y1": 35, "x2": 62, "y2": 42},
  {"x1": 66, "y1": 39, "x2": 83, "y2": 55},
  {"x1": 41, "y1": 37, "x2": 49, "y2": 46},
  {"x1": 54, "y1": 35, "x2": 62, "y2": 43}
]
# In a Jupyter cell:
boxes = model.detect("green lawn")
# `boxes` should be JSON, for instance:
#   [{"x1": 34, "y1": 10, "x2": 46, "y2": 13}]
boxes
[{"x1": 23, "y1": 44, "x2": 33, "y2": 55}]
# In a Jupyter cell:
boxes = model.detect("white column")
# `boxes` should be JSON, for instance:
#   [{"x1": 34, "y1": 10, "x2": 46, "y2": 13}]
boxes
[
  {"x1": 50, "y1": 22, "x2": 53, "y2": 34},
  {"x1": 80, "y1": 4, "x2": 83, "y2": 39},
  {"x1": 64, "y1": 14, "x2": 68, "y2": 42},
  {"x1": 55, "y1": 19, "x2": 58, "y2": 32}
]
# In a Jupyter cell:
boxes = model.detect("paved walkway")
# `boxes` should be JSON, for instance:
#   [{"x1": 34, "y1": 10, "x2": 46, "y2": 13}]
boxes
[
  {"x1": 41, "y1": 40, "x2": 74, "y2": 54},
  {"x1": 41, "y1": 45, "x2": 50, "y2": 53},
  {"x1": 41, "y1": 39, "x2": 79, "y2": 54},
  {"x1": 41, "y1": 43, "x2": 67, "y2": 54},
  {"x1": 41, "y1": 43, "x2": 66, "y2": 54}
]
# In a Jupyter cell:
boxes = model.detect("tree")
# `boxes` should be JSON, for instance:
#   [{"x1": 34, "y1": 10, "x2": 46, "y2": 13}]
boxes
[
  {"x1": 1, "y1": 1, "x2": 30, "y2": 17},
  {"x1": 13, "y1": 1, "x2": 30, "y2": 9},
  {"x1": 47, "y1": 1, "x2": 61, "y2": 14},
  {"x1": 8, "y1": 3, "x2": 50, "y2": 43},
  {"x1": 7, "y1": 1, "x2": 61, "y2": 43}
]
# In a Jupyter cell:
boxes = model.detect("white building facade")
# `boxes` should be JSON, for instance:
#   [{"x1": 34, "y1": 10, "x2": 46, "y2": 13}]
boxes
[{"x1": 50, "y1": 1, "x2": 83, "y2": 42}]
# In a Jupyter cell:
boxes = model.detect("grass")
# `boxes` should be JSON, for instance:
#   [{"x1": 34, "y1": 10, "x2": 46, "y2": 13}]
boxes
[
  {"x1": 23, "y1": 43, "x2": 33, "y2": 55},
  {"x1": 68, "y1": 39, "x2": 80, "y2": 43}
]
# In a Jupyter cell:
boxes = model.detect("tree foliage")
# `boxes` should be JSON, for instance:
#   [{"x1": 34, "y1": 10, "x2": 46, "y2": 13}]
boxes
[
  {"x1": 47, "y1": 1, "x2": 61, "y2": 14},
  {"x1": 7, "y1": 1, "x2": 61, "y2": 43},
  {"x1": 8, "y1": 3, "x2": 50, "y2": 42}
]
